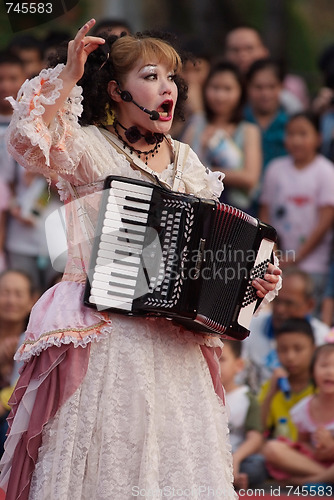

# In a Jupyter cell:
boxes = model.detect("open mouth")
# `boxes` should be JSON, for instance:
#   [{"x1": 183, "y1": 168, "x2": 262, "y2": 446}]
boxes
[
  {"x1": 158, "y1": 100, "x2": 173, "y2": 117},
  {"x1": 324, "y1": 379, "x2": 334, "y2": 385}
]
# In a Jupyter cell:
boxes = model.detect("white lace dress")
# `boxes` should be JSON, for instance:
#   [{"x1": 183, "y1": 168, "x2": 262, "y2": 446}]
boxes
[{"x1": 0, "y1": 64, "x2": 243, "y2": 500}]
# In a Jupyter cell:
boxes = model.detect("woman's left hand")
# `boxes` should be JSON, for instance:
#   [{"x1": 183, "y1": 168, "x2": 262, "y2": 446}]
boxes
[{"x1": 252, "y1": 262, "x2": 281, "y2": 298}]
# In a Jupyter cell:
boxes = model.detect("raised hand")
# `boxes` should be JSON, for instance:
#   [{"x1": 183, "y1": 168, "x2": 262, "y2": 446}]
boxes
[
  {"x1": 42, "y1": 19, "x2": 105, "y2": 127},
  {"x1": 63, "y1": 18, "x2": 105, "y2": 84}
]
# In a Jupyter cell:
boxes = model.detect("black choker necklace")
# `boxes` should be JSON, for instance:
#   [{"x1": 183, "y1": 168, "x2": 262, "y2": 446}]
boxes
[
  {"x1": 113, "y1": 121, "x2": 164, "y2": 165},
  {"x1": 116, "y1": 121, "x2": 164, "y2": 145}
]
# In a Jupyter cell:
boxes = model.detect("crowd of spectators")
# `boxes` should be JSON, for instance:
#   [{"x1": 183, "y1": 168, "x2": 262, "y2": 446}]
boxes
[
  {"x1": 176, "y1": 25, "x2": 334, "y2": 491},
  {"x1": 0, "y1": 17, "x2": 334, "y2": 493}
]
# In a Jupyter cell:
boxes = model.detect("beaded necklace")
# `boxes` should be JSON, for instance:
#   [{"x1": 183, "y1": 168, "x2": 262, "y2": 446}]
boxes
[{"x1": 113, "y1": 121, "x2": 165, "y2": 165}]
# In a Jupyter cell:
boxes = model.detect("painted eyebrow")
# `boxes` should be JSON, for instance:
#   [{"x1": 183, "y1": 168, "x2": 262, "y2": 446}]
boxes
[{"x1": 138, "y1": 64, "x2": 157, "y2": 73}]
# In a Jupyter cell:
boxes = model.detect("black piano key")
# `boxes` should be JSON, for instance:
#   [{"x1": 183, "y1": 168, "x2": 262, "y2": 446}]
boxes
[
  {"x1": 110, "y1": 271, "x2": 137, "y2": 280},
  {"x1": 117, "y1": 237, "x2": 143, "y2": 246},
  {"x1": 125, "y1": 195, "x2": 152, "y2": 204},
  {"x1": 109, "y1": 281, "x2": 135, "y2": 290},
  {"x1": 121, "y1": 217, "x2": 147, "y2": 227},
  {"x1": 114, "y1": 250, "x2": 133, "y2": 256},
  {"x1": 119, "y1": 227, "x2": 145, "y2": 236},
  {"x1": 113, "y1": 259, "x2": 140, "y2": 268},
  {"x1": 123, "y1": 204, "x2": 149, "y2": 214},
  {"x1": 107, "y1": 290, "x2": 134, "y2": 299}
]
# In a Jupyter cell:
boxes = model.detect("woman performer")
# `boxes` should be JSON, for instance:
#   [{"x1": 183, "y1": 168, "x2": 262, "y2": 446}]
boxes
[{"x1": 0, "y1": 19, "x2": 280, "y2": 499}]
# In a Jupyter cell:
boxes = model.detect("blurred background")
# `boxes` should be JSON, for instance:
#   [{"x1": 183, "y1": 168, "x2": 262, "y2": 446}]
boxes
[{"x1": 0, "y1": 0, "x2": 334, "y2": 95}]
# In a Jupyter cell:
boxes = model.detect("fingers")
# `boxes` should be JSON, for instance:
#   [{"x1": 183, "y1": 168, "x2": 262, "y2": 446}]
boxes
[
  {"x1": 75, "y1": 37, "x2": 105, "y2": 56},
  {"x1": 252, "y1": 279, "x2": 267, "y2": 298},
  {"x1": 253, "y1": 263, "x2": 281, "y2": 297},
  {"x1": 73, "y1": 19, "x2": 105, "y2": 52},
  {"x1": 71, "y1": 19, "x2": 95, "y2": 51},
  {"x1": 80, "y1": 36, "x2": 105, "y2": 45},
  {"x1": 65, "y1": 19, "x2": 106, "y2": 83},
  {"x1": 267, "y1": 262, "x2": 282, "y2": 275},
  {"x1": 77, "y1": 18, "x2": 96, "y2": 40},
  {"x1": 264, "y1": 269, "x2": 280, "y2": 280},
  {"x1": 252, "y1": 275, "x2": 279, "y2": 298}
]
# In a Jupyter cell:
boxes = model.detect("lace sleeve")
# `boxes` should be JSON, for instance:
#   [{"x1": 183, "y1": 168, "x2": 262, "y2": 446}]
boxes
[{"x1": 6, "y1": 64, "x2": 86, "y2": 177}]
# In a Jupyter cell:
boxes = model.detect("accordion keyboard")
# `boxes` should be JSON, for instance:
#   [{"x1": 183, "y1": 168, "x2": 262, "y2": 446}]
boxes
[{"x1": 88, "y1": 180, "x2": 154, "y2": 310}]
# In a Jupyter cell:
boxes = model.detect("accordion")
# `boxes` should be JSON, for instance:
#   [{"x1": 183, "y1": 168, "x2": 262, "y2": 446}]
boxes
[{"x1": 84, "y1": 176, "x2": 277, "y2": 340}]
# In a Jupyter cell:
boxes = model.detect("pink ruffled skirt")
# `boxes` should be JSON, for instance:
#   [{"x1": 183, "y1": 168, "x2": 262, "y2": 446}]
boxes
[{"x1": 0, "y1": 281, "x2": 236, "y2": 499}]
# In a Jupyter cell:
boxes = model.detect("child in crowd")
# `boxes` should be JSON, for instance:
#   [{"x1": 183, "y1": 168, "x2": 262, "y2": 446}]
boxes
[
  {"x1": 220, "y1": 340, "x2": 266, "y2": 490},
  {"x1": 181, "y1": 61, "x2": 261, "y2": 213},
  {"x1": 263, "y1": 344, "x2": 334, "y2": 484},
  {"x1": 259, "y1": 111, "x2": 334, "y2": 313},
  {"x1": 258, "y1": 318, "x2": 315, "y2": 441}
]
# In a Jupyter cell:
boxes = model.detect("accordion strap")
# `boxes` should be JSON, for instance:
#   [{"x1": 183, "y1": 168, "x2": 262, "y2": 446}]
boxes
[
  {"x1": 172, "y1": 140, "x2": 190, "y2": 191},
  {"x1": 99, "y1": 127, "x2": 189, "y2": 192}
]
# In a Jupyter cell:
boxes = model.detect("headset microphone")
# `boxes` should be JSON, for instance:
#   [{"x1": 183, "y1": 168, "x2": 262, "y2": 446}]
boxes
[{"x1": 119, "y1": 90, "x2": 160, "y2": 121}]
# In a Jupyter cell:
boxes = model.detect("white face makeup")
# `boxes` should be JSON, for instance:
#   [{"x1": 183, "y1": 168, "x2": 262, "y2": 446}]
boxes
[
  {"x1": 137, "y1": 64, "x2": 177, "y2": 86},
  {"x1": 117, "y1": 60, "x2": 178, "y2": 132}
]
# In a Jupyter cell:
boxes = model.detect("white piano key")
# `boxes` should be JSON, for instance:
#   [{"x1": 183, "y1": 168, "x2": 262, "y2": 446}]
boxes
[
  {"x1": 90, "y1": 286, "x2": 134, "y2": 300},
  {"x1": 99, "y1": 240, "x2": 143, "y2": 256},
  {"x1": 108, "y1": 194, "x2": 150, "y2": 212},
  {"x1": 102, "y1": 214, "x2": 147, "y2": 228},
  {"x1": 91, "y1": 279, "x2": 135, "y2": 295},
  {"x1": 92, "y1": 272, "x2": 137, "y2": 287},
  {"x1": 99, "y1": 240, "x2": 142, "y2": 255},
  {"x1": 105, "y1": 201, "x2": 149, "y2": 218},
  {"x1": 93, "y1": 282, "x2": 135, "y2": 297},
  {"x1": 105, "y1": 203, "x2": 149, "y2": 222},
  {"x1": 89, "y1": 294, "x2": 133, "y2": 311},
  {"x1": 93, "y1": 263, "x2": 139, "y2": 278},
  {"x1": 101, "y1": 219, "x2": 146, "y2": 234},
  {"x1": 97, "y1": 249, "x2": 140, "y2": 265},
  {"x1": 111, "y1": 181, "x2": 153, "y2": 197},
  {"x1": 101, "y1": 224, "x2": 145, "y2": 243},
  {"x1": 96, "y1": 256, "x2": 140, "y2": 271},
  {"x1": 101, "y1": 224, "x2": 145, "y2": 238},
  {"x1": 108, "y1": 285, "x2": 135, "y2": 297}
]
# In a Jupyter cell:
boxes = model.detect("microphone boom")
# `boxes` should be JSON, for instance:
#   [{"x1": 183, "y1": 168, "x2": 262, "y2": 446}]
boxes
[{"x1": 119, "y1": 89, "x2": 160, "y2": 121}]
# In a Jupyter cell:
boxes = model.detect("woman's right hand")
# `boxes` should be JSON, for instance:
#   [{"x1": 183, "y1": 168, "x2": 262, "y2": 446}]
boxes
[
  {"x1": 63, "y1": 18, "x2": 105, "y2": 84},
  {"x1": 41, "y1": 19, "x2": 105, "y2": 127}
]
